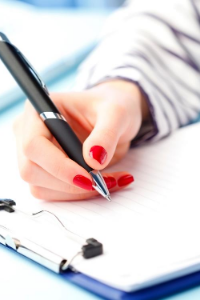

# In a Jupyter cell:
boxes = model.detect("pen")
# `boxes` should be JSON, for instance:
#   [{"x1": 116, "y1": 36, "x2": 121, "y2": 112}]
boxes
[{"x1": 0, "y1": 32, "x2": 111, "y2": 201}]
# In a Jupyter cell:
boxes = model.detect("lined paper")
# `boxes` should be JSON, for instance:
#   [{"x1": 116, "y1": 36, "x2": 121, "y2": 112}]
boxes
[{"x1": 1, "y1": 121, "x2": 200, "y2": 292}]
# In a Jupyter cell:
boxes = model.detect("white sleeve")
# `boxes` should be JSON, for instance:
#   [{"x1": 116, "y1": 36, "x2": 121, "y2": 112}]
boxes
[{"x1": 75, "y1": 0, "x2": 200, "y2": 144}]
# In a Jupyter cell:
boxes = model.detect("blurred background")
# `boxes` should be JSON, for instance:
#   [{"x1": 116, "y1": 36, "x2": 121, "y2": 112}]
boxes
[
  {"x1": 0, "y1": 0, "x2": 125, "y2": 113},
  {"x1": 10, "y1": 0, "x2": 125, "y2": 8}
]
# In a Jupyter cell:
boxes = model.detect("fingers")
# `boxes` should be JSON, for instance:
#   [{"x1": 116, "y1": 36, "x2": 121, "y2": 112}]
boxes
[
  {"x1": 83, "y1": 102, "x2": 129, "y2": 170},
  {"x1": 13, "y1": 87, "x2": 138, "y2": 201},
  {"x1": 102, "y1": 171, "x2": 134, "y2": 192},
  {"x1": 30, "y1": 186, "x2": 97, "y2": 201},
  {"x1": 20, "y1": 160, "x2": 93, "y2": 195},
  {"x1": 16, "y1": 101, "x2": 93, "y2": 191},
  {"x1": 29, "y1": 171, "x2": 134, "y2": 201},
  {"x1": 23, "y1": 135, "x2": 93, "y2": 190},
  {"x1": 14, "y1": 107, "x2": 134, "y2": 200},
  {"x1": 82, "y1": 80, "x2": 143, "y2": 170}
]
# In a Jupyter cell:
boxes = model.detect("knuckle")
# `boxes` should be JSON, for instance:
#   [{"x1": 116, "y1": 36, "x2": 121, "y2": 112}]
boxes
[
  {"x1": 100, "y1": 127, "x2": 117, "y2": 141},
  {"x1": 23, "y1": 139, "x2": 34, "y2": 158},
  {"x1": 30, "y1": 186, "x2": 42, "y2": 199},
  {"x1": 19, "y1": 160, "x2": 34, "y2": 183},
  {"x1": 23, "y1": 136, "x2": 40, "y2": 158},
  {"x1": 53, "y1": 162, "x2": 65, "y2": 180},
  {"x1": 106, "y1": 101, "x2": 128, "y2": 118},
  {"x1": 113, "y1": 102, "x2": 128, "y2": 118}
]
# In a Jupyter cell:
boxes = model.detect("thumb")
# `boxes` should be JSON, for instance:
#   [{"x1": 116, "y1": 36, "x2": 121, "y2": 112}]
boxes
[{"x1": 83, "y1": 104, "x2": 129, "y2": 170}]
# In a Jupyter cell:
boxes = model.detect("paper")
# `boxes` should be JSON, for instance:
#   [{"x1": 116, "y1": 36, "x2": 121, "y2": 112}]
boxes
[{"x1": 1, "y1": 120, "x2": 200, "y2": 292}]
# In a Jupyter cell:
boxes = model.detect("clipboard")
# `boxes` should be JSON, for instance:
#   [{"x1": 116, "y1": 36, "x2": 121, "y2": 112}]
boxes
[
  {"x1": 63, "y1": 269, "x2": 200, "y2": 300},
  {"x1": 0, "y1": 199, "x2": 103, "y2": 273},
  {"x1": 2, "y1": 121, "x2": 200, "y2": 299},
  {"x1": 1, "y1": 199, "x2": 200, "y2": 300}
]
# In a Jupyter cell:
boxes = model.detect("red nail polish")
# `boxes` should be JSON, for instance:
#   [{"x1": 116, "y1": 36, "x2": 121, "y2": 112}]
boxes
[
  {"x1": 103, "y1": 176, "x2": 117, "y2": 189},
  {"x1": 73, "y1": 175, "x2": 93, "y2": 191},
  {"x1": 118, "y1": 174, "x2": 134, "y2": 187},
  {"x1": 89, "y1": 146, "x2": 107, "y2": 165}
]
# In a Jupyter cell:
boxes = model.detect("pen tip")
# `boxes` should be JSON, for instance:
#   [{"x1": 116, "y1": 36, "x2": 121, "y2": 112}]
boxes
[{"x1": 106, "y1": 195, "x2": 111, "y2": 202}]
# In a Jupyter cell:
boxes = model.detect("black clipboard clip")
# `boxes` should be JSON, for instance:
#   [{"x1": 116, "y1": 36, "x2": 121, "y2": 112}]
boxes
[{"x1": 0, "y1": 199, "x2": 103, "y2": 273}]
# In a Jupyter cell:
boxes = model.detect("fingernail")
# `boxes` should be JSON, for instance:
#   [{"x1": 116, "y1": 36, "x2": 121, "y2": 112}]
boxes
[
  {"x1": 103, "y1": 176, "x2": 117, "y2": 189},
  {"x1": 73, "y1": 175, "x2": 93, "y2": 191},
  {"x1": 118, "y1": 174, "x2": 134, "y2": 187},
  {"x1": 89, "y1": 145, "x2": 107, "y2": 165}
]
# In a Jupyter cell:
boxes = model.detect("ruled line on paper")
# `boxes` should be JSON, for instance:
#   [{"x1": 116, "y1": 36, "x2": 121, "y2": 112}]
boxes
[
  {"x1": 55, "y1": 202, "x2": 104, "y2": 223},
  {"x1": 113, "y1": 194, "x2": 157, "y2": 214},
  {"x1": 134, "y1": 148, "x2": 180, "y2": 167},
  {"x1": 132, "y1": 171, "x2": 174, "y2": 190},
  {"x1": 88, "y1": 197, "x2": 142, "y2": 217},
  {"x1": 72, "y1": 201, "x2": 116, "y2": 218},
  {"x1": 127, "y1": 156, "x2": 181, "y2": 179},
  {"x1": 43, "y1": 201, "x2": 92, "y2": 223},
  {"x1": 89, "y1": 199, "x2": 142, "y2": 219},
  {"x1": 130, "y1": 167, "x2": 176, "y2": 186},
  {"x1": 120, "y1": 158, "x2": 180, "y2": 183},
  {"x1": 117, "y1": 192, "x2": 160, "y2": 211},
  {"x1": 132, "y1": 154, "x2": 181, "y2": 174},
  {"x1": 134, "y1": 180, "x2": 171, "y2": 196}
]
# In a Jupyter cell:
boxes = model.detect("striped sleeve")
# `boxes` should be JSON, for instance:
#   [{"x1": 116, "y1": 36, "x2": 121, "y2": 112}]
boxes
[{"x1": 75, "y1": 0, "x2": 200, "y2": 144}]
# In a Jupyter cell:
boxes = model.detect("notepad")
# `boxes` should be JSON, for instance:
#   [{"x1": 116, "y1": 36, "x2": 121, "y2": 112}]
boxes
[{"x1": 1, "y1": 121, "x2": 200, "y2": 292}]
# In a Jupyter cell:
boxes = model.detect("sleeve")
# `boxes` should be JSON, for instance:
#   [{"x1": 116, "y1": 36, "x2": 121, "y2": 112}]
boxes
[{"x1": 75, "y1": 0, "x2": 200, "y2": 145}]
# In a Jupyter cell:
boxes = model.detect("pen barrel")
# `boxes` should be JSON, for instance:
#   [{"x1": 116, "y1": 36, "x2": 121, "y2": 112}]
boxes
[
  {"x1": 0, "y1": 37, "x2": 92, "y2": 173},
  {"x1": 44, "y1": 118, "x2": 92, "y2": 172},
  {"x1": 0, "y1": 41, "x2": 59, "y2": 114}
]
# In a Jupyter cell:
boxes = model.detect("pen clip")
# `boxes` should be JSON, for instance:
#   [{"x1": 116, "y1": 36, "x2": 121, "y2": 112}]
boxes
[{"x1": 0, "y1": 32, "x2": 49, "y2": 95}]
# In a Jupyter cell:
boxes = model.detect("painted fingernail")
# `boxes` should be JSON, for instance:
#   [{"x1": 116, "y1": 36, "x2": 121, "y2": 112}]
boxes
[
  {"x1": 73, "y1": 175, "x2": 93, "y2": 191},
  {"x1": 89, "y1": 146, "x2": 107, "y2": 165},
  {"x1": 103, "y1": 176, "x2": 117, "y2": 189},
  {"x1": 118, "y1": 174, "x2": 134, "y2": 187}
]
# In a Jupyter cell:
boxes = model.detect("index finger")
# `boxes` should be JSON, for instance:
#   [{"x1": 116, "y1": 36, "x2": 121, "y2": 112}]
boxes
[{"x1": 21, "y1": 101, "x2": 93, "y2": 191}]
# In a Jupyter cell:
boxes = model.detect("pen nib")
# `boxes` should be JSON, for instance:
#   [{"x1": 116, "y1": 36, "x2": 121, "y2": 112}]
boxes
[
  {"x1": 106, "y1": 195, "x2": 111, "y2": 202},
  {"x1": 90, "y1": 170, "x2": 111, "y2": 201}
]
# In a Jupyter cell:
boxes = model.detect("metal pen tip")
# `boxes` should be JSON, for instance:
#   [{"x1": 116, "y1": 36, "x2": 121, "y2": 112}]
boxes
[
  {"x1": 106, "y1": 195, "x2": 112, "y2": 202},
  {"x1": 90, "y1": 170, "x2": 111, "y2": 201}
]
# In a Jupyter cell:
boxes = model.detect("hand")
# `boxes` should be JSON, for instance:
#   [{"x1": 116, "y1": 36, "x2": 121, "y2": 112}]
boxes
[{"x1": 13, "y1": 80, "x2": 149, "y2": 200}]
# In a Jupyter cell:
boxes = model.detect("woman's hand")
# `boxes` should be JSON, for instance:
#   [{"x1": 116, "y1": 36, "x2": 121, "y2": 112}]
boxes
[{"x1": 13, "y1": 80, "x2": 149, "y2": 201}]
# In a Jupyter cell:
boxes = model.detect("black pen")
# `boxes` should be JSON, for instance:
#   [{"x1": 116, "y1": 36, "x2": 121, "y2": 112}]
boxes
[{"x1": 0, "y1": 32, "x2": 111, "y2": 201}]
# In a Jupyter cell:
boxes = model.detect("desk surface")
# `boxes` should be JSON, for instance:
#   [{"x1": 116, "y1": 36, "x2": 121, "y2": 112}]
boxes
[{"x1": 1, "y1": 65, "x2": 200, "y2": 300}]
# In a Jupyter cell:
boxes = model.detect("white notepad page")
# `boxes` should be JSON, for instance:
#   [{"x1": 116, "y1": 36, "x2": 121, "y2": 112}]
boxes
[{"x1": 1, "y1": 121, "x2": 200, "y2": 292}]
